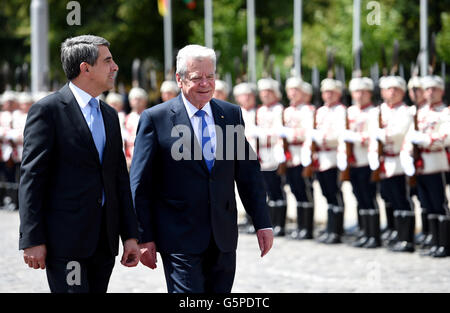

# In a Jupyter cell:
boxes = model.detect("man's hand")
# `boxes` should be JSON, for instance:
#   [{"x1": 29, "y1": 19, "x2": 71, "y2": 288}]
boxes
[
  {"x1": 256, "y1": 229, "x2": 274, "y2": 257},
  {"x1": 139, "y1": 242, "x2": 157, "y2": 269},
  {"x1": 121, "y1": 239, "x2": 140, "y2": 267},
  {"x1": 23, "y1": 244, "x2": 47, "y2": 269}
]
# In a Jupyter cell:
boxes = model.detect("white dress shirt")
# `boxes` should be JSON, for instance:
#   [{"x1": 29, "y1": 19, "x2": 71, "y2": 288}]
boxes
[
  {"x1": 68, "y1": 81, "x2": 103, "y2": 131},
  {"x1": 181, "y1": 92, "x2": 216, "y2": 158}
]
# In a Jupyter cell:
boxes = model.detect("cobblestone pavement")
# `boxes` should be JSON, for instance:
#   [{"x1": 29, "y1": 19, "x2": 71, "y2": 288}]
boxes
[{"x1": 2, "y1": 206, "x2": 449, "y2": 293}]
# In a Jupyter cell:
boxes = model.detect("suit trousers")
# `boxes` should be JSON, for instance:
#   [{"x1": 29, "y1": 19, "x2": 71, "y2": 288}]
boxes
[
  {"x1": 45, "y1": 206, "x2": 115, "y2": 293},
  {"x1": 160, "y1": 236, "x2": 236, "y2": 293}
]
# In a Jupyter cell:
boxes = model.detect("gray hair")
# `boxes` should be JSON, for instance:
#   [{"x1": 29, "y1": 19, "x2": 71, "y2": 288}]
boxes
[
  {"x1": 176, "y1": 44, "x2": 216, "y2": 79},
  {"x1": 61, "y1": 35, "x2": 110, "y2": 80}
]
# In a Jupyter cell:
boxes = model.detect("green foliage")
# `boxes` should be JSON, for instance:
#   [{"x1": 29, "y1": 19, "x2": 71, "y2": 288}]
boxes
[{"x1": 1, "y1": 0, "x2": 449, "y2": 90}]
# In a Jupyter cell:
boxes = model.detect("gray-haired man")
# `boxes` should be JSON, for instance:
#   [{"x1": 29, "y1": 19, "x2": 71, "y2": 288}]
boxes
[{"x1": 19, "y1": 35, "x2": 140, "y2": 293}]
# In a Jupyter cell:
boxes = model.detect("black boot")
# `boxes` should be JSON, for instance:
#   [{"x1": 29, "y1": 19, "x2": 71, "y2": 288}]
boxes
[
  {"x1": 420, "y1": 214, "x2": 439, "y2": 255},
  {"x1": 273, "y1": 204, "x2": 287, "y2": 237},
  {"x1": 325, "y1": 205, "x2": 343, "y2": 244},
  {"x1": 290, "y1": 203, "x2": 304, "y2": 239},
  {"x1": 415, "y1": 211, "x2": 428, "y2": 246},
  {"x1": 318, "y1": 205, "x2": 333, "y2": 243},
  {"x1": 386, "y1": 210, "x2": 401, "y2": 249},
  {"x1": 364, "y1": 209, "x2": 381, "y2": 248},
  {"x1": 433, "y1": 215, "x2": 450, "y2": 258},
  {"x1": 381, "y1": 203, "x2": 394, "y2": 241},
  {"x1": 352, "y1": 209, "x2": 369, "y2": 247},
  {"x1": 392, "y1": 210, "x2": 415, "y2": 253},
  {"x1": 298, "y1": 203, "x2": 314, "y2": 239}
]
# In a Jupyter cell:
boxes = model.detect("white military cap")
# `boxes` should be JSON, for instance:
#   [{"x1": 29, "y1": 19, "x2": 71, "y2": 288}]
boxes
[
  {"x1": 128, "y1": 87, "x2": 148, "y2": 100},
  {"x1": 301, "y1": 81, "x2": 313, "y2": 95},
  {"x1": 1, "y1": 90, "x2": 17, "y2": 102},
  {"x1": 320, "y1": 78, "x2": 343, "y2": 92},
  {"x1": 17, "y1": 92, "x2": 34, "y2": 104},
  {"x1": 160, "y1": 80, "x2": 179, "y2": 94},
  {"x1": 257, "y1": 77, "x2": 281, "y2": 98},
  {"x1": 382, "y1": 76, "x2": 406, "y2": 91},
  {"x1": 285, "y1": 77, "x2": 303, "y2": 90},
  {"x1": 378, "y1": 76, "x2": 387, "y2": 89},
  {"x1": 233, "y1": 82, "x2": 254, "y2": 97},
  {"x1": 421, "y1": 75, "x2": 445, "y2": 90},
  {"x1": 407, "y1": 76, "x2": 423, "y2": 90},
  {"x1": 33, "y1": 91, "x2": 50, "y2": 103},
  {"x1": 214, "y1": 80, "x2": 229, "y2": 95},
  {"x1": 349, "y1": 77, "x2": 374, "y2": 92},
  {"x1": 106, "y1": 92, "x2": 123, "y2": 104}
]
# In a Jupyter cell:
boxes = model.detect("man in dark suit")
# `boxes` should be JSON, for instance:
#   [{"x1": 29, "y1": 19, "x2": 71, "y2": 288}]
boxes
[
  {"x1": 130, "y1": 44, "x2": 273, "y2": 293},
  {"x1": 18, "y1": 35, "x2": 140, "y2": 293}
]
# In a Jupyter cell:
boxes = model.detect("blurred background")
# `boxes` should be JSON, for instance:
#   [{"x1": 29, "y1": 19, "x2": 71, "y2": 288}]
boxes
[{"x1": 1, "y1": 0, "x2": 449, "y2": 107}]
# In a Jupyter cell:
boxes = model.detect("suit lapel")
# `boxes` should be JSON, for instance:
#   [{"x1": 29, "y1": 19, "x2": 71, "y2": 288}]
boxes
[
  {"x1": 170, "y1": 95, "x2": 209, "y2": 174},
  {"x1": 59, "y1": 84, "x2": 101, "y2": 165}
]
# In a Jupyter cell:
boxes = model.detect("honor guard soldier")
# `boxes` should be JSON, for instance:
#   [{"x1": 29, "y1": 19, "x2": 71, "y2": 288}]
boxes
[
  {"x1": 409, "y1": 75, "x2": 450, "y2": 257},
  {"x1": 213, "y1": 79, "x2": 229, "y2": 101},
  {"x1": 124, "y1": 87, "x2": 148, "y2": 168},
  {"x1": 373, "y1": 76, "x2": 396, "y2": 242},
  {"x1": 106, "y1": 92, "x2": 128, "y2": 151},
  {"x1": 160, "y1": 80, "x2": 180, "y2": 102},
  {"x1": 313, "y1": 78, "x2": 346, "y2": 244},
  {"x1": 256, "y1": 77, "x2": 287, "y2": 236},
  {"x1": 340, "y1": 77, "x2": 380, "y2": 248},
  {"x1": 369, "y1": 76, "x2": 415, "y2": 252},
  {"x1": 233, "y1": 82, "x2": 258, "y2": 233},
  {"x1": 282, "y1": 77, "x2": 315, "y2": 240},
  {"x1": 406, "y1": 76, "x2": 428, "y2": 246}
]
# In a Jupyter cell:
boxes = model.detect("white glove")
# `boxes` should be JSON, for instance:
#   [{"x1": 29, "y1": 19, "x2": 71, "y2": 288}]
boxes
[
  {"x1": 341, "y1": 129, "x2": 360, "y2": 143},
  {"x1": 301, "y1": 147, "x2": 312, "y2": 167},
  {"x1": 336, "y1": 152, "x2": 348, "y2": 171},
  {"x1": 276, "y1": 126, "x2": 294, "y2": 139},
  {"x1": 375, "y1": 128, "x2": 386, "y2": 143},
  {"x1": 311, "y1": 129, "x2": 324, "y2": 144},
  {"x1": 368, "y1": 152, "x2": 380, "y2": 171},
  {"x1": 400, "y1": 151, "x2": 415, "y2": 176},
  {"x1": 410, "y1": 130, "x2": 431, "y2": 146}
]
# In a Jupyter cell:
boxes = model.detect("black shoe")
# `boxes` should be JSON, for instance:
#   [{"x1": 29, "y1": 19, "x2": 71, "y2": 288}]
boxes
[{"x1": 324, "y1": 232, "x2": 341, "y2": 244}]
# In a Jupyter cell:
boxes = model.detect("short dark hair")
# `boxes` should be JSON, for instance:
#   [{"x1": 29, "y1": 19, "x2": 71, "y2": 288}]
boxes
[{"x1": 61, "y1": 35, "x2": 110, "y2": 80}]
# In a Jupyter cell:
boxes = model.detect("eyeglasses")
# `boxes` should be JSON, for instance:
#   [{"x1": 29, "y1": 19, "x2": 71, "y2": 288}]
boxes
[{"x1": 185, "y1": 74, "x2": 215, "y2": 84}]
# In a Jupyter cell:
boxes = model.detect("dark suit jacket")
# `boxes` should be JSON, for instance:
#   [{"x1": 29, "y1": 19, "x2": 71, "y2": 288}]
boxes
[
  {"x1": 19, "y1": 84, "x2": 139, "y2": 259},
  {"x1": 130, "y1": 95, "x2": 271, "y2": 254}
]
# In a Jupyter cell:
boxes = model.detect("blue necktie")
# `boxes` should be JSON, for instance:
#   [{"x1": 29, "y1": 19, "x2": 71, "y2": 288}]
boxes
[
  {"x1": 88, "y1": 98, "x2": 106, "y2": 206},
  {"x1": 88, "y1": 98, "x2": 106, "y2": 163},
  {"x1": 194, "y1": 110, "x2": 215, "y2": 172}
]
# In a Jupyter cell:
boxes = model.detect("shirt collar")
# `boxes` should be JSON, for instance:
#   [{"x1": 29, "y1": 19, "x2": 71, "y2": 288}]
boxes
[
  {"x1": 181, "y1": 92, "x2": 213, "y2": 119},
  {"x1": 68, "y1": 81, "x2": 100, "y2": 109}
]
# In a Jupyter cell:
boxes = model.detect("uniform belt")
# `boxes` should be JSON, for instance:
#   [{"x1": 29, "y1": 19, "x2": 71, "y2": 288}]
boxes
[
  {"x1": 288, "y1": 141, "x2": 304, "y2": 146},
  {"x1": 419, "y1": 148, "x2": 444, "y2": 153},
  {"x1": 317, "y1": 147, "x2": 335, "y2": 152},
  {"x1": 383, "y1": 152, "x2": 399, "y2": 157}
]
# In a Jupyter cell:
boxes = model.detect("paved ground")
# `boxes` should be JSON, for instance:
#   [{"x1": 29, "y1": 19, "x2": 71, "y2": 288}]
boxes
[{"x1": 2, "y1": 187, "x2": 449, "y2": 293}]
